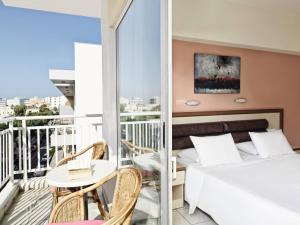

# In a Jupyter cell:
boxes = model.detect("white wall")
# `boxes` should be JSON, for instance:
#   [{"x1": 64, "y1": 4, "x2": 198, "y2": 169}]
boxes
[
  {"x1": 100, "y1": 0, "x2": 121, "y2": 165},
  {"x1": 173, "y1": 0, "x2": 300, "y2": 55},
  {"x1": 74, "y1": 43, "x2": 103, "y2": 150},
  {"x1": 75, "y1": 43, "x2": 102, "y2": 117}
]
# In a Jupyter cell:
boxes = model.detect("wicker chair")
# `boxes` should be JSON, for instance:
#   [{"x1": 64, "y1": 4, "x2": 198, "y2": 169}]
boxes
[
  {"x1": 51, "y1": 141, "x2": 108, "y2": 208},
  {"x1": 121, "y1": 140, "x2": 155, "y2": 155},
  {"x1": 48, "y1": 168, "x2": 142, "y2": 225}
]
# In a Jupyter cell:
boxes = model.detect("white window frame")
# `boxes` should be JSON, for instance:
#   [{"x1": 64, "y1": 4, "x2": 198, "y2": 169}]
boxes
[{"x1": 101, "y1": 0, "x2": 172, "y2": 224}]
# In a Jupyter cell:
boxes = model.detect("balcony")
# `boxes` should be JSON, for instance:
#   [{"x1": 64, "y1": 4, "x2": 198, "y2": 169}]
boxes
[{"x1": 0, "y1": 113, "x2": 160, "y2": 224}]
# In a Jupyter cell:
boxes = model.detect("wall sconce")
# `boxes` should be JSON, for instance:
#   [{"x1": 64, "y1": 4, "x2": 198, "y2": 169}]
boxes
[
  {"x1": 185, "y1": 100, "x2": 200, "y2": 106},
  {"x1": 234, "y1": 97, "x2": 248, "y2": 104}
]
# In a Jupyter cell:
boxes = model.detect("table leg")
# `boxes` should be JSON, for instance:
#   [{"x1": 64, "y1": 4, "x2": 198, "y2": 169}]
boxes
[{"x1": 83, "y1": 194, "x2": 88, "y2": 220}]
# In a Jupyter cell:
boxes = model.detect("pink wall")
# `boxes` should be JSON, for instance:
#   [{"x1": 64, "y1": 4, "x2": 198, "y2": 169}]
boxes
[{"x1": 173, "y1": 40, "x2": 300, "y2": 148}]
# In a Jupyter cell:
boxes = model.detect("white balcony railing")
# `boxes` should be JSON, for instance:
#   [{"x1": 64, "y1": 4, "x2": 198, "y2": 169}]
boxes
[
  {"x1": 0, "y1": 112, "x2": 161, "y2": 190},
  {"x1": 0, "y1": 115, "x2": 102, "y2": 188},
  {"x1": 119, "y1": 112, "x2": 161, "y2": 166},
  {"x1": 0, "y1": 126, "x2": 13, "y2": 189}
]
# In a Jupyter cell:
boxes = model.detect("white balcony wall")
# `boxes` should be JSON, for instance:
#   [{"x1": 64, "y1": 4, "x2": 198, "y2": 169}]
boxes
[{"x1": 74, "y1": 43, "x2": 103, "y2": 151}]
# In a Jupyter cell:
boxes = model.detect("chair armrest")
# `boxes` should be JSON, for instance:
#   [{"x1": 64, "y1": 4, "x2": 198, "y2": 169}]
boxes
[
  {"x1": 56, "y1": 144, "x2": 93, "y2": 166},
  {"x1": 57, "y1": 155, "x2": 76, "y2": 166}
]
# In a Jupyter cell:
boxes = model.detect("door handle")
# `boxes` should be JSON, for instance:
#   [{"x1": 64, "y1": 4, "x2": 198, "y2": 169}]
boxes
[
  {"x1": 172, "y1": 156, "x2": 177, "y2": 180},
  {"x1": 162, "y1": 122, "x2": 165, "y2": 148}
]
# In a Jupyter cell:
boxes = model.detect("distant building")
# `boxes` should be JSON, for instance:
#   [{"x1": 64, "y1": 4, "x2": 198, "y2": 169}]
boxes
[
  {"x1": 7, "y1": 97, "x2": 29, "y2": 106},
  {"x1": 149, "y1": 96, "x2": 160, "y2": 105},
  {"x1": 129, "y1": 97, "x2": 144, "y2": 105},
  {"x1": 122, "y1": 97, "x2": 144, "y2": 113},
  {"x1": 125, "y1": 104, "x2": 140, "y2": 113},
  {"x1": 26, "y1": 96, "x2": 46, "y2": 108},
  {"x1": 0, "y1": 105, "x2": 14, "y2": 116},
  {"x1": 26, "y1": 107, "x2": 40, "y2": 114},
  {"x1": 45, "y1": 96, "x2": 68, "y2": 110},
  {"x1": 0, "y1": 98, "x2": 7, "y2": 107}
]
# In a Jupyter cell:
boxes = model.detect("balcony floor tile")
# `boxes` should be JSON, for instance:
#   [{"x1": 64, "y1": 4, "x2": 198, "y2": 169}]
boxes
[{"x1": 1, "y1": 188, "x2": 52, "y2": 225}]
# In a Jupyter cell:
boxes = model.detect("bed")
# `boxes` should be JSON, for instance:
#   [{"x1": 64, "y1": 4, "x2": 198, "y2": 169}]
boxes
[{"x1": 172, "y1": 109, "x2": 300, "y2": 225}]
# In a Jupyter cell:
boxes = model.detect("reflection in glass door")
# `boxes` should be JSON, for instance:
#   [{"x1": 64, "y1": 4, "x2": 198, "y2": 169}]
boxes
[{"x1": 117, "y1": 0, "x2": 167, "y2": 224}]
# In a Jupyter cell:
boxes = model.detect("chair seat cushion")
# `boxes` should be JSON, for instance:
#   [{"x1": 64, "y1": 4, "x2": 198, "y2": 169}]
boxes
[{"x1": 48, "y1": 220, "x2": 105, "y2": 225}]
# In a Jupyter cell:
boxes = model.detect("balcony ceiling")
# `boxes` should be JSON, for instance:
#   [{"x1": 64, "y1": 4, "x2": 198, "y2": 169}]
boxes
[
  {"x1": 2, "y1": 0, "x2": 101, "y2": 18},
  {"x1": 49, "y1": 70, "x2": 75, "y2": 97}
]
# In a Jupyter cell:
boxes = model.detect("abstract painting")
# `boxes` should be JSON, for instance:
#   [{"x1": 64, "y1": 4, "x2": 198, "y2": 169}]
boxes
[{"x1": 194, "y1": 53, "x2": 240, "y2": 94}]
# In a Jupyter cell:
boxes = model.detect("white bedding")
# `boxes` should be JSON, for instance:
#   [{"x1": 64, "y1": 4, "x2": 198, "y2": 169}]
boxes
[
  {"x1": 177, "y1": 150, "x2": 258, "y2": 167},
  {"x1": 185, "y1": 153, "x2": 300, "y2": 225}
]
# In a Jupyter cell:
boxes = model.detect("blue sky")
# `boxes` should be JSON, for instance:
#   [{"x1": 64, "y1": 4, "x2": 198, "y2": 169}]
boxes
[{"x1": 0, "y1": 2, "x2": 101, "y2": 98}]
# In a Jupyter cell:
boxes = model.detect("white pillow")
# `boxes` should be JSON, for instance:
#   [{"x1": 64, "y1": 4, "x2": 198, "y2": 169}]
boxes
[
  {"x1": 249, "y1": 130, "x2": 294, "y2": 158},
  {"x1": 190, "y1": 134, "x2": 242, "y2": 167},
  {"x1": 236, "y1": 141, "x2": 258, "y2": 155},
  {"x1": 177, "y1": 148, "x2": 200, "y2": 163}
]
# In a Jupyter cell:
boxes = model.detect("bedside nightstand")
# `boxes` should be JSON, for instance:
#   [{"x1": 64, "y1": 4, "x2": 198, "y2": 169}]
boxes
[{"x1": 172, "y1": 162, "x2": 186, "y2": 209}]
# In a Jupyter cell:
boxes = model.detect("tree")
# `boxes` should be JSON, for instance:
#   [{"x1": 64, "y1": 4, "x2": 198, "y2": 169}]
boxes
[
  {"x1": 14, "y1": 105, "x2": 27, "y2": 116},
  {"x1": 39, "y1": 104, "x2": 52, "y2": 114},
  {"x1": 120, "y1": 104, "x2": 126, "y2": 113},
  {"x1": 0, "y1": 123, "x2": 8, "y2": 131},
  {"x1": 12, "y1": 104, "x2": 59, "y2": 127},
  {"x1": 151, "y1": 105, "x2": 161, "y2": 112},
  {"x1": 26, "y1": 105, "x2": 58, "y2": 126}
]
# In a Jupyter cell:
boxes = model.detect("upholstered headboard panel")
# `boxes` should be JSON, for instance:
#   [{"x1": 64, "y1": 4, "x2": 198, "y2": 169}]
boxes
[
  {"x1": 172, "y1": 109, "x2": 283, "y2": 150},
  {"x1": 172, "y1": 119, "x2": 268, "y2": 149}
]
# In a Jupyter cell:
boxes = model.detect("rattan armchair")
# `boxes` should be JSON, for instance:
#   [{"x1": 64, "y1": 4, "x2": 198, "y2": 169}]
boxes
[
  {"x1": 121, "y1": 140, "x2": 155, "y2": 156},
  {"x1": 48, "y1": 168, "x2": 142, "y2": 225},
  {"x1": 51, "y1": 141, "x2": 108, "y2": 208}
]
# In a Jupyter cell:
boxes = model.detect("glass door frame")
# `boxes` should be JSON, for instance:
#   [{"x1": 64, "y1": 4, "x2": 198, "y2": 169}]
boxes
[{"x1": 113, "y1": 0, "x2": 172, "y2": 224}]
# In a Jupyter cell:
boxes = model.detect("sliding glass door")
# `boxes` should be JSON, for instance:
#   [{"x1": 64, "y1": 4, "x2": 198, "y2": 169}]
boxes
[{"x1": 116, "y1": 0, "x2": 171, "y2": 224}]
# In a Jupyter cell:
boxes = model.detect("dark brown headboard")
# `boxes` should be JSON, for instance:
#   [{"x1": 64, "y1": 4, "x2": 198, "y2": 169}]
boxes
[
  {"x1": 172, "y1": 119, "x2": 268, "y2": 149},
  {"x1": 172, "y1": 108, "x2": 283, "y2": 150}
]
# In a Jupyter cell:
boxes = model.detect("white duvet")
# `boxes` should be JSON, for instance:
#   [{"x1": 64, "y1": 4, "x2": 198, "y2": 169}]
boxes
[{"x1": 185, "y1": 153, "x2": 300, "y2": 225}]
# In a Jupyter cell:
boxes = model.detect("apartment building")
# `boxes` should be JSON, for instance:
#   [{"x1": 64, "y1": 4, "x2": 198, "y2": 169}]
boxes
[
  {"x1": 49, "y1": 42, "x2": 102, "y2": 150},
  {"x1": 45, "y1": 96, "x2": 68, "y2": 110},
  {"x1": 0, "y1": 98, "x2": 7, "y2": 107},
  {"x1": 7, "y1": 97, "x2": 29, "y2": 106}
]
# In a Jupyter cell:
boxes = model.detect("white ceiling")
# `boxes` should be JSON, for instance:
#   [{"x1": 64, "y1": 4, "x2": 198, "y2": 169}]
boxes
[
  {"x1": 225, "y1": 0, "x2": 300, "y2": 16},
  {"x1": 173, "y1": 0, "x2": 300, "y2": 55},
  {"x1": 2, "y1": 0, "x2": 101, "y2": 18}
]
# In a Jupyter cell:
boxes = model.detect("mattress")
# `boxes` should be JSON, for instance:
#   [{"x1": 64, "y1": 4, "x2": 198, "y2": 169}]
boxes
[{"x1": 185, "y1": 153, "x2": 300, "y2": 225}]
